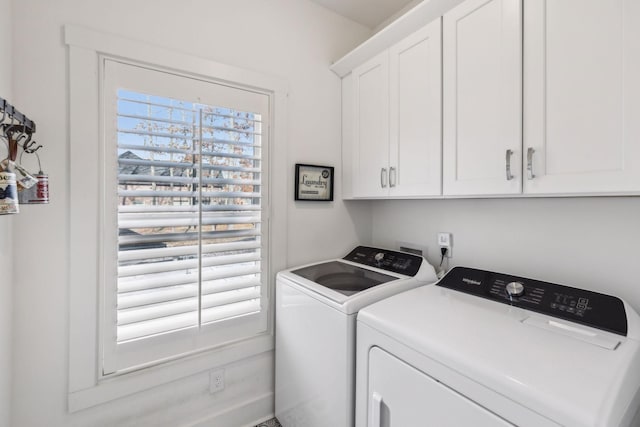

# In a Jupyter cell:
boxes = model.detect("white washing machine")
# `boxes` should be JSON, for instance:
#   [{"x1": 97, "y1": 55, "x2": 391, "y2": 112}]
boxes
[
  {"x1": 356, "y1": 266, "x2": 640, "y2": 427},
  {"x1": 275, "y1": 246, "x2": 438, "y2": 427}
]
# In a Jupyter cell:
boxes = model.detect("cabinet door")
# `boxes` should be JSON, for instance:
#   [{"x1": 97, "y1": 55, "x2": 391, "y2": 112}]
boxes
[
  {"x1": 389, "y1": 20, "x2": 442, "y2": 197},
  {"x1": 443, "y1": 0, "x2": 522, "y2": 196},
  {"x1": 366, "y1": 347, "x2": 513, "y2": 426},
  {"x1": 353, "y1": 51, "x2": 390, "y2": 198},
  {"x1": 523, "y1": 0, "x2": 640, "y2": 194}
]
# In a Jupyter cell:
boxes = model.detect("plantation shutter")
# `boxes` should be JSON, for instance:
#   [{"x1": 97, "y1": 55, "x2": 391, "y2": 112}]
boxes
[{"x1": 103, "y1": 59, "x2": 270, "y2": 373}]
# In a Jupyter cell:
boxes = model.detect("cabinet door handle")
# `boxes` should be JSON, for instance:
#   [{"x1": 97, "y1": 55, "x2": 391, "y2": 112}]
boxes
[
  {"x1": 370, "y1": 392, "x2": 383, "y2": 427},
  {"x1": 380, "y1": 168, "x2": 388, "y2": 188},
  {"x1": 389, "y1": 167, "x2": 396, "y2": 188},
  {"x1": 527, "y1": 147, "x2": 535, "y2": 180},
  {"x1": 505, "y1": 149, "x2": 514, "y2": 181}
]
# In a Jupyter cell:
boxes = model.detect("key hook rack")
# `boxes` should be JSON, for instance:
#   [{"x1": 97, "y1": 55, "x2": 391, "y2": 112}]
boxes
[
  {"x1": 0, "y1": 96, "x2": 48, "y2": 214},
  {"x1": 1, "y1": 96, "x2": 41, "y2": 155}
]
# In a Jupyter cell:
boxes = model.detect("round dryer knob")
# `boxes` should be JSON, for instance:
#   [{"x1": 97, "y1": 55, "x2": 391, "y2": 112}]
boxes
[
  {"x1": 374, "y1": 252, "x2": 385, "y2": 262},
  {"x1": 505, "y1": 281, "x2": 525, "y2": 298}
]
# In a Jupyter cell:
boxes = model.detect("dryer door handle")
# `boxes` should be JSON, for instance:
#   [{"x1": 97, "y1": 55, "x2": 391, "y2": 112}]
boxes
[{"x1": 370, "y1": 391, "x2": 383, "y2": 427}]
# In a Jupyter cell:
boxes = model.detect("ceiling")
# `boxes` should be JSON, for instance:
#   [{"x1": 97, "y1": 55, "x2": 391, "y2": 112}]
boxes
[{"x1": 309, "y1": 0, "x2": 417, "y2": 29}]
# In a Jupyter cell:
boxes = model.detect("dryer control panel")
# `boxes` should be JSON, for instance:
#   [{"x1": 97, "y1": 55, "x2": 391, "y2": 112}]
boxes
[
  {"x1": 438, "y1": 267, "x2": 628, "y2": 336},
  {"x1": 344, "y1": 246, "x2": 422, "y2": 276}
]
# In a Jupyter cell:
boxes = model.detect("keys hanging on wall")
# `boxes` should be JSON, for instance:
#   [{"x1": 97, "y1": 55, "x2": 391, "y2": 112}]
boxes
[{"x1": 0, "y1": 96, "x2": 43, "y2": 215}]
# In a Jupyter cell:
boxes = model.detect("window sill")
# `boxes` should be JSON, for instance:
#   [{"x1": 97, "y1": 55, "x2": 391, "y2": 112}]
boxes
[{"x1": 68, "y1": 333, "x2": 273, "y2": 413}]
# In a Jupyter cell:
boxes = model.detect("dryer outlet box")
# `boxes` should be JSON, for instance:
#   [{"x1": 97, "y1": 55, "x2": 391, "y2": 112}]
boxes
[{"x1": 397, "y1": 242, "x2": 427, "y2": 257}]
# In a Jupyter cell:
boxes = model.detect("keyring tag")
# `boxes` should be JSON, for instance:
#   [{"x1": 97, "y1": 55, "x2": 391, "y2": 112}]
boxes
[
  {"x1": 0, "y1": 170, "x2": 19, "y2": 214},
  {"x1": 11, "y1": 160, "x2": 38, "y2": 189}
]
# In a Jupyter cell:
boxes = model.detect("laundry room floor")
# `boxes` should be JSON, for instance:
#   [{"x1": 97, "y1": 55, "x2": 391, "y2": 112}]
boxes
[{"x1": 255, "y1": 418, "x2": 281, "y2": 427}]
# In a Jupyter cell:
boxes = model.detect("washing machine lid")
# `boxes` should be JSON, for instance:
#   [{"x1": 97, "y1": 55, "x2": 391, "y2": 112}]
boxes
[
  {"x1": 291, "y1": 261, "x2": 396, "y2": 296},
  {"x1": 357, "y1": 268, "x2": 640, "y2": 427},
  {"x1": 278, "y1": 246, "x2": 438, "y2": 314}
]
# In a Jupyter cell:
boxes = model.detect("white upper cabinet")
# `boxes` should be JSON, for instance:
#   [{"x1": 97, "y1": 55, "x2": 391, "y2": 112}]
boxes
[
  {"x1": 351, "y1": 20, "x2": 442, "y2": 198},
  {"x1": 389, "y1": 21, "x2": 442, "y2": 197},
  {"x1": 352, "y1": 51, "x2": 390, "y2": 198},
  {"x1": 523, "y1": 0, "x2": 640, "y2": 194},
  {"x1": 338, "y1": 0, "x2": 640, "y2": 199},
  {"x1": 442, "y1": 0, "x2": 522, "y2": 196}
]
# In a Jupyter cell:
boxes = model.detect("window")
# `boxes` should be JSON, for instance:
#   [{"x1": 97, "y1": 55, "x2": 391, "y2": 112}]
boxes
[
  {"x1": 102, "y1": 60, "x2": 270, "y2": 374},
  {"x1": 67, "y1": 26, "x2": 286, "y2": 410}
]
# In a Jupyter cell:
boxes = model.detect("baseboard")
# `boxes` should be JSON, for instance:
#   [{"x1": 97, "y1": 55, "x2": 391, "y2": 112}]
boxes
[{"x1": 185, "y1": 392, "x2": 274, "y2": 427}]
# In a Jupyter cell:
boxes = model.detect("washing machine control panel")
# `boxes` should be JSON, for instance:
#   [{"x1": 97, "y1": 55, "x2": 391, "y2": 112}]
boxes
[
  {"x1": 344, "y1": 246, "x2": 422, "y2": 276},
  {"x1": 438, "y1": 267, "x2": 628, "y2": 336}
]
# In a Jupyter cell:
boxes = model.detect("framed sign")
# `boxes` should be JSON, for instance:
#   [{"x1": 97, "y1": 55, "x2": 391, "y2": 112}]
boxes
[{"x1": 295, "y1": 163, "x2": 334, "y2": 201}]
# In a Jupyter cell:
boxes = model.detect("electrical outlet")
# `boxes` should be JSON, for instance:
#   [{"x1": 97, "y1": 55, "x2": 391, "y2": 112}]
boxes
[
  {"x1": 209, "y1": 369, "x2": 225, "y2": 394},
  {"x1": 437, "y1": 232, "x2": 453, "y2": 258}
]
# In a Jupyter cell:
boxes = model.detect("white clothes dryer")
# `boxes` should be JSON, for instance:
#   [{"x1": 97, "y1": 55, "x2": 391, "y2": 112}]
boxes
[
  {"x1": 275, "y1": 246, "x2": 437, "y2": 427},
  {"x1": 356, "y1": 266, "x2": 640, "y2": 427}
]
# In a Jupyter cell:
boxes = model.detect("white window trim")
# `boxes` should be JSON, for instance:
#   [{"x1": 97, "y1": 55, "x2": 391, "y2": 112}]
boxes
[{"x1": 66, "y1": 24, "x2": 288, "y2": 412}]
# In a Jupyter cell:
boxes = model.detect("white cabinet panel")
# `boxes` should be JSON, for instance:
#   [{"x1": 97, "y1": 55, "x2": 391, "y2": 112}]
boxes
[
  {"x1": 342, "y1": 74, "x2": 354, "y2": 199},
  {"x1": 367, "y1": 347, "x2": 513, "y2": 427},
  {"x1": 353, "y1": 51, "x2": 390, "y2": 198},
  {"x1": 443, "y1": 0, "x2": 522, "y2": 196},
  {"x1": 523, "y1": 0, "x2": 640, "y2": 194},
  {"x1": 389, "y1": 21, "x2": 442, "y2": 197}
]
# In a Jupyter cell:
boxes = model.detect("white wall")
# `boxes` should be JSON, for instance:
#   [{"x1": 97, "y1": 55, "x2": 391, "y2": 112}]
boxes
[
  {"x1": 10, "y1": 1, "x2": 370, "y2": 426},
  {"x1": 371, "y1": 197, "x2": 640, "y2": 312},
  {"x1": 0, "y1": 0, "x2": 12, "y2": 425}
]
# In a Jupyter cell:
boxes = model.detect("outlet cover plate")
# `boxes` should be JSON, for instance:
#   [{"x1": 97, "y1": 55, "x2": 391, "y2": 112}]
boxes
[{"x1": 209, "y1": 369, "x2": 225, "y2": 394}]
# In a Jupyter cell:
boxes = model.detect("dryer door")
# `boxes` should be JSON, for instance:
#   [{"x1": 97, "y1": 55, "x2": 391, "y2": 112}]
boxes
[{"x1": 367, "y1": 347, "x2": 513, "y2": 427}]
